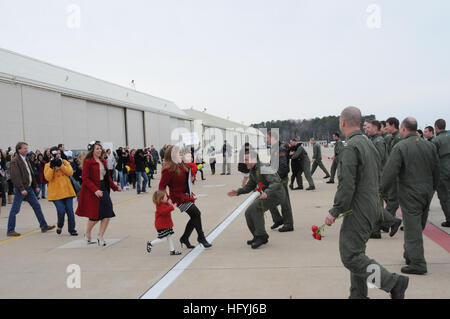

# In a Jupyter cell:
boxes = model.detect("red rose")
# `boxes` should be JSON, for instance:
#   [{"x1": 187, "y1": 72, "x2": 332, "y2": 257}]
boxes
[
  {"x1": 312, "y1": 225, "x2": 319, "y2": 233},
  {"x1": 316, "y1": 234, "x2": 322, "y2": 240}
]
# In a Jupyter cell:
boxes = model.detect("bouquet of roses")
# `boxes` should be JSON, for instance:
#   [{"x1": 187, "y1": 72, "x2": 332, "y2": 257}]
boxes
[
  {"x1": 312, "y1": 209, "x2": 353, "y2": 240},
  {"x1": 256, "y1": 182, "x2": 264, "y2": 193}
]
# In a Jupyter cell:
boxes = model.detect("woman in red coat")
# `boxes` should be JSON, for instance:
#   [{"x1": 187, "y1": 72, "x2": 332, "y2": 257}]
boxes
[
  {"x1": 159, "y1": 145, "x2": 211, "y2": 249},
  {"x1": 76, "y1": 141, "x2": 121, "y2": 246}
]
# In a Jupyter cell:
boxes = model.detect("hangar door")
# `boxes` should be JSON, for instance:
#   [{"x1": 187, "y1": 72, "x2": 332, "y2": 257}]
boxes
[
  {"x1": 61, "y1": 96, "x2": 88, "y2": 149},
  {"x1": 0, "y1": 81, "x2": 23, "y2": 148},
  {"x1": 126, "y1": 108, "x2": 145, "y2": 149},
  {"x1": 22, "y1": 86, "x2": 62, "y2": 150}
]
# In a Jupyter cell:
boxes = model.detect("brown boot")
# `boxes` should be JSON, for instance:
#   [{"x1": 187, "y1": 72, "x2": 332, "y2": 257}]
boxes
[
  {"x1": 7, "y1": 231, "x2": 21, "y2": 237},
  {"x1": 8, "y1": 195, "x2": 13, "y2": 204},
  {"x1": 41, "y1": 225, "x2": 56, "y2": 233}
]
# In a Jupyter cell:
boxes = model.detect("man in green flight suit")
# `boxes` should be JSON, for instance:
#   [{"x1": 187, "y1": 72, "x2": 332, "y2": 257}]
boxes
[
  {"x1": 326, "y1": 132, "x2": 344, "y2": 184},
  {"x1": 266, "y1": 130, "x2": 294, "y2": 232},
  {"x1": 433, "y1": 119, "x2": 450, "y2": 227},
  {"x1": 366, "y1": 120, "x2": 402, "y2": 239},
  {"x1": 385, "y1": 117, "x2": 402, "y2": 217},
  {"x1": 227, "y1": 150, "x2": 285, "y2": 249},
  {"x1": 290, "y1": 139, "x2": 315, "y2": 190},
  {"x1": 381, "y1": 121, "x2": 393, "y2": 146},
  {"x1": 381, "y1": 117, "x2": 440, "y2": 275},
  {"x1": 325, "y1": 106, "x2": 408, "y2": 299},
  {"x1": 424, "y1": 126, "x2": 435, "y2": 143},
  {"x1": 310, "y1": 138, "x2": 330, "y2": 179}
]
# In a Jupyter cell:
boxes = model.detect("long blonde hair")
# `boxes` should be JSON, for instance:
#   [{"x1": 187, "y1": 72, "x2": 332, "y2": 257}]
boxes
[{"x1": 163, "y1": 145, "x2": 188, "y2": 174}]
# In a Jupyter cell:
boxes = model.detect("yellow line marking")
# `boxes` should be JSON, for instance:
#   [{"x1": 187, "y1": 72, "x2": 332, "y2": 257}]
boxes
[
  {"x1": 0, "y1": 227, "x2": 53, "y2": 245},
  {"x1": 0, "y1": 196, "x2": 142, "y2": 245},
  {"x1": 113, "y1": 197, "x2": 141, "y2": 207}
]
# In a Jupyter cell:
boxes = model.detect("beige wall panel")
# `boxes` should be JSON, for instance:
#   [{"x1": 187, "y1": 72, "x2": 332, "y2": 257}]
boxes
[
  {"x1": 0, "y1": 82, "x2": 23, "y2": 148},
  {"x1": 22, "y1": 86, "x2": 62, "y2": 150}
]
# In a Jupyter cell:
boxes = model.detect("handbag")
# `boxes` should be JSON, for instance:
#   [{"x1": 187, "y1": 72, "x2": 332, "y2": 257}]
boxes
[{"x1": 69, "y1": 176, "x2": 81, "y2": 196}]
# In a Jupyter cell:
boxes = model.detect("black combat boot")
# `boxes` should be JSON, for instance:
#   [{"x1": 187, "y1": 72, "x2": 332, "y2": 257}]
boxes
[
  {"x1": 390, "y1": 275, "x2": 409, "y2": 299},
  {"x1": 251, "y1": 235, "x2": 269, "y2": 249}
]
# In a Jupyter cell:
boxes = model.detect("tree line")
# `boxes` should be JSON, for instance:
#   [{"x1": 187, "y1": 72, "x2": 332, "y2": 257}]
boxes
[{"x1": 251, "y1": 114, "x2": 376, "y2": 142}]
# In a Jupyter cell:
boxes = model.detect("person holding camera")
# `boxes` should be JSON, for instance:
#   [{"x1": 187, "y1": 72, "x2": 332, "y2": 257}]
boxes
[{"x1": 44, "y1": 146, "x2": 78, "y2": 236}]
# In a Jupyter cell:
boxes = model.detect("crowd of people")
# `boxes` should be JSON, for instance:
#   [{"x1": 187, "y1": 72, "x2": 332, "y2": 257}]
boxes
[{"x1": 0, "y1": 110, "x2": 449, "y2": 299}]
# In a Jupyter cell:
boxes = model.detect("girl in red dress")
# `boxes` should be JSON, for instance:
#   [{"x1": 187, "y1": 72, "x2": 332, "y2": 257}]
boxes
[{"x1": 146, "y1": 190, "x2": 181, "y2": 255}]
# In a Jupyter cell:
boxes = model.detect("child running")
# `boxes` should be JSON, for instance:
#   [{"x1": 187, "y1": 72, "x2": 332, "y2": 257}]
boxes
[{"x1": 147, "y1": 190, "x2": 182, "y2": 255}]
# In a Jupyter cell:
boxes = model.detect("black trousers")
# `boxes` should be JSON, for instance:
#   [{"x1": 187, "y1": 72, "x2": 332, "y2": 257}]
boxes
[
  {"x1": 290, "y1": 167, "x2": 303, "y2": 188},
  {"x1": 210, "y1": 162, "x2": 216, "y2": 175},
  {"x1": 198, "y1": 168, "x2": 204, "y2": 180},
  {"x1": 182, "y1": 204, "x2": 206, "y2": 240},
  {"x1": 128, "y1": 172, "x2": 136, "y2": 188}
]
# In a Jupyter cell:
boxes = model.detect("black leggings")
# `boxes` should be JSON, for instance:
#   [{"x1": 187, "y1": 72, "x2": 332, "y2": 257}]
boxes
[{"x1": 182, "y1": 204, "x2": 205, "y2": 240}]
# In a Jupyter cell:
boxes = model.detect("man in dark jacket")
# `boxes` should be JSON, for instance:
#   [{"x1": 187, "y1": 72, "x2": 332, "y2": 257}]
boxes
[
  {"x1": 134, "y1": 149, "x2": 148, "y2": 194},
  {"x1": 160, "y1": 145, "x2": 167, "y2": 165},
  {"x1": 266, "y1": 130, "x2": 294, "y2": 232},
  {"x1": 7, "y1": 142, "x2": 55, "y2": 236},
  {"x1": 288, "y1": 139, "x2": 303, "y2": 190}
]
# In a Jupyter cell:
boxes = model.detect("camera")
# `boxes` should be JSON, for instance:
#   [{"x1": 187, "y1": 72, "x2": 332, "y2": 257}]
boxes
[{"x1": 50, "y1": 158, "x2": 63, "y2": 168}]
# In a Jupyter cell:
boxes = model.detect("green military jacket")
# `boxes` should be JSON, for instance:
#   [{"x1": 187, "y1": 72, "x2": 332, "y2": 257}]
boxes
[
  {"x1": 334, "y1": 139, "x2": 344, "y2": 158},
  {"x1": 370, "y1": 133, "x2": 388, "y2": 168},
  {"x1": 291, "y1": 144, "x2": 309, "y2": 163},
  {"x1": 388, "y1": 130, "x2": 402, "y2": 155},
  {"x1": 381, "y1": 133, "x2": 440, "y2": 205},
  {"x1": 383, "y1": 133, "x2": 393, "y2": 148},
  {"x1": 237, "y1": 162, "x2": 284, "y2": 199},
  {"x1": 329, "y1": 130, "x2": 380, "y2": 222},
  {"x1": 313, "y1": 143, "x2": 321, "y2": 161},
  {"x1": 433, "y1": 130, "x2": 450, "y2": 160}
]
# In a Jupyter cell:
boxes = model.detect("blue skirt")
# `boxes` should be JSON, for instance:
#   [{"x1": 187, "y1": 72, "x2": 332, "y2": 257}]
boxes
[{"x1": 89, "y1": 180, "x2": 116, "y2": 221}]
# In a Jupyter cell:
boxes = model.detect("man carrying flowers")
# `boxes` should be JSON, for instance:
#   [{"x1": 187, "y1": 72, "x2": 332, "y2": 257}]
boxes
[
  {"x1": 324, "y1": 106, "x2": 409, "y2": 299},
  {"x1": 228, "y1": 150, "x2": 285, "y2": 249}
]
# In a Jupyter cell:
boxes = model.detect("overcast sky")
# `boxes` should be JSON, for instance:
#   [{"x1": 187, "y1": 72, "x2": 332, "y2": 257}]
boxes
[{"x1": 0, "y1": 0, "x2": 448, "y2": 128}]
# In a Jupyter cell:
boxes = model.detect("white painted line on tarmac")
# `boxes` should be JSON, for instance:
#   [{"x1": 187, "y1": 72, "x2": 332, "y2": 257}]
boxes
[
  {"x1": 201, "y1": 184, "x2": 227, "y2": 188},
  {"x1": 140, "y1": 191, "x2": 259, "y2": 299}
]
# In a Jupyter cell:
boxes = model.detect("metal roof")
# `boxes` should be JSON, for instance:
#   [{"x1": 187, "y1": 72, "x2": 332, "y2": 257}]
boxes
[
  {"x1": 183, "y1": 108, "x2": 262, "y2": 134},
  {"x1": 0, "y1": 47, "x2": 191, "y2": 120}
]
